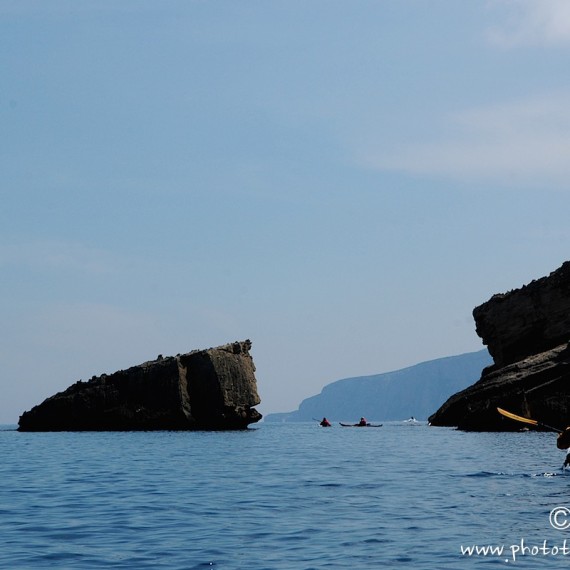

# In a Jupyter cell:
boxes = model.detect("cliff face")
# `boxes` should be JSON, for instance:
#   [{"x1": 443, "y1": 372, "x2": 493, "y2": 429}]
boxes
[
  {"x1": 429, "y1": 262, "x2": 570, "y2": 430},
  {"x1": 18, "y1": 340, "x2": 262, "y2": 431},
  {"x1": 264, "y1": 350, "x2": 492, "y2": 423},
  {"x1": 473, "y1": 262, "x2": 570, "y2": 369}
]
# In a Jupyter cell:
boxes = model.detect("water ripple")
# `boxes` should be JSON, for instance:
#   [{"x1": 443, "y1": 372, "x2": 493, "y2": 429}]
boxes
[{"x1": 0, "y1": 424, "x2": 566, "y2": 568}]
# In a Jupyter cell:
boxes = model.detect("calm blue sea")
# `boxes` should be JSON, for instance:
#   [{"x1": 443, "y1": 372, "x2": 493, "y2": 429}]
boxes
[{"x1": 2, "y1": 422, "x2": 570, "y2": 569}]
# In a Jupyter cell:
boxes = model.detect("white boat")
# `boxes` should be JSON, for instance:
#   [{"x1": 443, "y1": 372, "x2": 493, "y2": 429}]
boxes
[{"x1": 403, "y1": 417, "x2": 421, "y2": 425}]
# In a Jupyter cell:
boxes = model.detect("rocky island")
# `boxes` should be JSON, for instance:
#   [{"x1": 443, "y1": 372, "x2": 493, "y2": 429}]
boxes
[
  {"x1": 429, "y1": 262, "x2": 570, "y2": 431},
  {"x1": 18, "y1": 340, "x2": 262, "y2": 431}
]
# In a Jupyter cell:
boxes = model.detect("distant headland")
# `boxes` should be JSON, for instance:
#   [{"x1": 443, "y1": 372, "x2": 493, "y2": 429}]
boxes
[
  {"x1": 18, "y1": 340, "x2": 262, "y2": 431},
  {"x1": 264, "y1": 350, "x2": 491, "y2": 423}
]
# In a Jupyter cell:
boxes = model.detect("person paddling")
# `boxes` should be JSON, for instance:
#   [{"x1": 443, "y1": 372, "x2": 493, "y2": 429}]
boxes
[
  {"x1": 320, "y1": 417, "x2": 331, "y2": 427},
  {"x1": 358, "y1": 417, "x2": 368, "y2": 427},
  {"x1": 557, "y1": 427, "x2": 570, "y2": 467}
]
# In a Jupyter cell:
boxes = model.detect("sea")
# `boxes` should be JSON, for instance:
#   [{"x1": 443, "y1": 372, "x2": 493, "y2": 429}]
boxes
[{"x1": 2, "y1": 421, "x2": 570, "y2": 569}]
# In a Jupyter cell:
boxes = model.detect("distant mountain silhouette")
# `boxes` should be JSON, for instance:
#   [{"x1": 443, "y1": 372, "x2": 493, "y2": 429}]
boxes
[{"x1": 264, "y1": 349, "x2": 491, "y2": 422}]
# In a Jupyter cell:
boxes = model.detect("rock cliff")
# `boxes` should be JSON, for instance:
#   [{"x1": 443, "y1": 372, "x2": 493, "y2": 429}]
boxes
[
  {"x1": 18, "y1": 340, "x2": 262, "y2": 431},
  {"x1": 264, "y1": 350, "x2": 492, "y2": 422},
  {"x1": 429, "y1": 262, "x2": 570, "y2": 430}
]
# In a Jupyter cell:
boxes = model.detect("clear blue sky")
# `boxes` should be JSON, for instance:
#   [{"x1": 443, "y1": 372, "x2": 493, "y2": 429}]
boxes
[{"x1": 2, "y1": 1, "x2": 570, "y2": 423}]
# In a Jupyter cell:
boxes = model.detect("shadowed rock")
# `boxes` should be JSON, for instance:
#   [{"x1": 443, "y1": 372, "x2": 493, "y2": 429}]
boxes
[
  {"x1": 429, "y1": 262, "x2": 570, "y2": 430},
  {"x1": 18, "y1": 340, "x2": 262, "y2": 431},
  {"x1": 473, "y1": 261, "x2": 570, "y2": 369}
]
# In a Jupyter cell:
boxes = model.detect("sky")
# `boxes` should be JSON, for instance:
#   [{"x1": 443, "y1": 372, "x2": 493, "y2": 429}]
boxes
[{"x1": 2, "y1": 0, "x2": 570, "y2": 423}]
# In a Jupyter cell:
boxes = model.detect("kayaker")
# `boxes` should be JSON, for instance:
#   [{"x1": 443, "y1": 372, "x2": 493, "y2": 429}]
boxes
[
  {"x1": 358, "y1": 417, "x2": 368, "y2": 427},
  {"x1": 320, "y1": 417, "x2": 331, "y2": 427},
  {"x1": 557, "y1": 427, "x2": 570, "y2": 466}
]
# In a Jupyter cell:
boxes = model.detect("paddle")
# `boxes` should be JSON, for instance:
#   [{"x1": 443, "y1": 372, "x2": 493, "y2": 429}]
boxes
[{"x1": 496, "y1": 407, "x2": 562, "y2": 433}]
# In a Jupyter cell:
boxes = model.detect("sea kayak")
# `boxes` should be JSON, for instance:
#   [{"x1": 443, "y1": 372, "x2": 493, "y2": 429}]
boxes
[{"x1": 339, "y1": 422, "x2": 383, "y2": 428}]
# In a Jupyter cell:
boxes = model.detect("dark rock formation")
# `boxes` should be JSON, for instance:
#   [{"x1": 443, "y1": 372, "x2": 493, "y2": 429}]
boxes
[
  {"x1": 429, "y1": 262, "x2": 570, "y2": 430},
  {"x1": 473, "y1": 262, "x2": 570, "y2": 369},
  {"x1": 18, "y1": 340, "x2": 262, "y2": 431}
]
